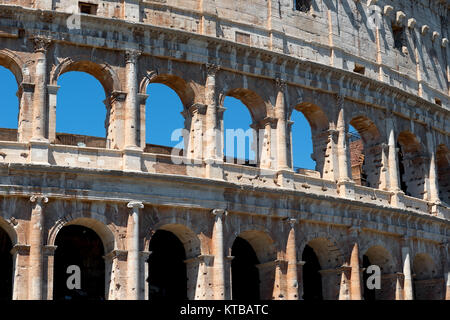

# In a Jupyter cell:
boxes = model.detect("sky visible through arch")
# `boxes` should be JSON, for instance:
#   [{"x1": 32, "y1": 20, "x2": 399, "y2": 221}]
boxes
[{"x1": 0, "y1": 66, "x2": 316, "y2": 170}]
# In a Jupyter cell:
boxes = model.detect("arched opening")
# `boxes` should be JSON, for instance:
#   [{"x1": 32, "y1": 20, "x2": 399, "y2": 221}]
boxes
[
  {"x1": 53, "y1": 225, "x2": 105, "y2": 300},
  {"x1": 147, "y1": 229, "x2": 187, "y2": 300},
  {"x1": 362, "y1": 246, "x2": 396, "y2": 300},
  {"x1": 412, "y1": 253, "x2": 442, "y2": 300},
  {"x1": 145, "y1": 83, "x2": 185, "y2": 154},
  {"x1": 223, "y1": 96, "x2": 255, "y2": 165},
  {"x1": 362, "y1": 254, "x2": 376, "y2": 300},
  {"x1": 290, "y1": 103, "x2": 330, "y2": 178},
  {"x1": 397, "y1": 132, "x2": 427, "y2": 199},
  {"x1": 0, "y1": 66, "x2": 19, "y2": 142},
  {"x1": 301, "y1": 244, "x2": 323, "y2": 300},
  {"x1": 348, "y1": 117, "x2": 382, "y2": 188},
  {"x1": 56, "y1": 71, "x2": 107, "y2": 147},
  {"x1": 231, "y1": 236, "x2": 260, "y2": 300},
  {"x1": 0, "y1": 226, "x2": 13, "y2": 300},
  {"x1": 436, "y1": 145, "x2": 450, "y2": 204},
  {"x1": 302, "y1": 238, "x2": 343, "y2": 300},
  {"x1": 291, "y1": 110, "x2": 315, "y2": 172}
]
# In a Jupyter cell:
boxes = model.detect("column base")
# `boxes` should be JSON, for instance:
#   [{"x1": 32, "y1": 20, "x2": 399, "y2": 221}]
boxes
[
  {"x1": 205, "y1": 158, "x2": 224, "y2": 180},
  {"x1": 276, "y1": 169, "x2": 294, "y2": 189},
  {"x1": 123, "y1": 147, "x2": 143, "y2": 172},
  {"x1": 390, "y1": 190, "x2": 405, "y2": 208},
  {"x1": 337, "y1": 180, "x2": 355, "y2": 199},
  {"x1": 29, "y1": 139, "x2": 50, "y2": 165}
]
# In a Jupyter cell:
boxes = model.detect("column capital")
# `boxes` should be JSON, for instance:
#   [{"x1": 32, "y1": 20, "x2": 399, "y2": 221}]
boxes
[
  {"x1": 10, "y1": 244, "x2": 30, "y2": 256},
  {"x1": 206, "y1": 63, "x2": 220, "y2": 76},
  {"x1": 211, "y1": 208, "x2": 228, "y2": 217},
  {"x1": 43, "y1": 245, "x2": 58, "y2": 255},
  {"x1": 275, "y1": 77, "x2": 287, "y2": 91},
  {"x1": 103, "y1": 249, "x2": 128, "y2": 262},
  {"x1": 124, "y1": 50, "x2": 142, "y2": 64},
  {"x1": 139, "y1": 250, "x2": 151, "y2": 260},
  {"x1": 127, "y1": 200, "x2": 144, "y2": 209},
  {"x1": 30, "y1": 195, "x2": 49, "y2": 204},
  {"x1": 285, "y1": 217, "x2": 297, "y2": 228},
  {"x1": 30, "y1": 35, "x2": 52, "y2": 53}
]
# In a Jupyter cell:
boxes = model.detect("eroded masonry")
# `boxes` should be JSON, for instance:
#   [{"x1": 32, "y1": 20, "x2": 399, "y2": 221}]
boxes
[{"x1": 0, "y1": 0, "x2": 449, "y2": 300}]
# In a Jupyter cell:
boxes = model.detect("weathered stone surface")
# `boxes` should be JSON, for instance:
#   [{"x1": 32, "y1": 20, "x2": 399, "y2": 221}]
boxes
[{"x1": 0, "y1": 0, "x2": 448, "y2": 300}]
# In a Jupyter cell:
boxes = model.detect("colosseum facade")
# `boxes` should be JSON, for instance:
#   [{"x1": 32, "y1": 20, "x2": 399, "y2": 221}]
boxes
[{"x1": 0, "y1": 0, "x2": 449, "y2": 300}]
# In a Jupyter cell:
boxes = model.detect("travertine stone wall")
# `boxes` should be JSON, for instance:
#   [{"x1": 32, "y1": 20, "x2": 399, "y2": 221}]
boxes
[{"x1": 0, "y1": 1, "x2": 449, "y2": 300}]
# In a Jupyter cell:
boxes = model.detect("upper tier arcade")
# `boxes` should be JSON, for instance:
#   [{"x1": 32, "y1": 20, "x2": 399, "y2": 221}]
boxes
[{"x1": 1, "y1": 0, "x2": 448, "y2": 106}]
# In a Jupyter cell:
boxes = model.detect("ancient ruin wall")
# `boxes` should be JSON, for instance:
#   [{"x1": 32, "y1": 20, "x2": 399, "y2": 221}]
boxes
[{"x1": 0, "y1": 0, "x2": 449, "y2": 300}]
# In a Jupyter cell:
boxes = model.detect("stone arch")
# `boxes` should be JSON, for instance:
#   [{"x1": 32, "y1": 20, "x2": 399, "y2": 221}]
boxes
[
  {"x1": 47, "y1": 212, "x2": 115, "y2": 253},
  {"x1": 290, "y1": 102, "x2": 330, "y2": 177},
  {"x1": 144, "y1": 216, "x2": 202, "y2": 260},
  {"x1": 51, "y1": 57, "x2": 121, "y2": 95},
  {"x1": 291, "y1": 102, "x2": 329, "y2": 133},
  {"x1": 300, "y1": 237, "x2": 344, "y2": 270},
  {"x1": 436, "y1": 144, "x2": 450, "y2": 204},
  {"x1": 140, "y1": 72, "x2": 195, "y2": 109},
  {"x1": 397, "y1": 131, "x2": 428, "y2": 199},
  {"x1": 413, "y1": 253, "x2": 438, "y2": 280},
  {"x1": 0, "y1": 49, "x2": 27, "y2": 85},
  {"x1": 412, "y1": 252, "x2": 443, "y2": 300},
  {"x1": 221, "y1": 88, "x2": 268, "y2": 123},
  {"x1": 299, "y1": 235, "x2": 344, "y2": 300},
  {"x1": 362, "y1": 245, "x2": 397, "y2": 300},
  {"x1": 349, "y1": 115, "x2": 383, "y2": 188},
  {"x1": 225, "y1": 223, "x2": 277, "y2": 264},
  {"x1": 0, "y1": 217, "x2": 18, "y2": 246}
]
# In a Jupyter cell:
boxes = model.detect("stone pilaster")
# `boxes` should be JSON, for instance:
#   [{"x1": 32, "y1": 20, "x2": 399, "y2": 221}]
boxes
[
  {"x1": 182, "y1": 103, "x2": 207, "y2": 162},
  {"x1": 395, "y1": 272, "x2": 404, "y2": 300},
  {"x1": 123, "y1": 51, "x2": 143, "y2": 172},
  {"x1": 336, "y1": 95, "x2": 354, "y2": 198},
  {"x1": 29, "y1": 36, "x2": 51, "y2": 164},
  {"x1": 47, "y1": 84, "x2": 60, "y2": 144},
  {"x1": 124, "y1": 50, "x2": 141, "y2": 149},
  {"x1": 251, "y1": 117, "x2": 277, "y2": 169},
  {"x1": 204, "y1": 63, "x2": 223, "y2": 179},
  {"x1": 385, "y1": 112, "x2": 403, "y2": 207},
  {"x1": 139, "y1": 250, "x2": 151, "y2": 300},
  {"x1": 348, "y1": 226, "x2": 362, "y2": 300},
  {"x1": 43, "y1": 245, "x2": 57, "y2": 300},
  {"x1": 104, "y1": 249, "x2": 128, "y2": 300},
  {"x1": 126, "y1": 200, "x2": 144, "y2": 300},
  {"x1": 17, "y1": 82, "x2": 35, "y2": 143},
  {"x1": 440, "y1": 242, "x2": 450, "y2": 300},
  {"x1": 401, "y1": 236, "x2": 414, "y2": 300},
  {"x1": 211, "y1": 209, "x2": 227, "y2": 299},
  {"x1": 30, "y1": 36, "x2": 51, "y2": 142},
  {"x1": 224, "y1": 255, "x2": 234, "y2": 300},
  {"x1": 286, "y1": 218, "x2": 299, "y2": 300},
  {"x1": 275, "y1": 78, "x2": 290, "y2": 171},
  {"x1": 338, "y1": 265, "x2": 352, "y2": 300},
  {"x1": 425, "y1": 126, "x2": 441, "y2": 210},
  {"x1": 28, "y1": 194, "x2": 48, "y2": 300},
  {"x1": 195, "y1": 254, "x2": 214, "y2": 300},
  {"x1": 10, "y1": 244, "x2": 30, "y2": 300}
]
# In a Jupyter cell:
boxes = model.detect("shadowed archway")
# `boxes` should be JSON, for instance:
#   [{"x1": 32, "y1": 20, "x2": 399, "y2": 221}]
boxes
[
  {"x1": 231, "y1": 236, "x2": 260, "y2": 300},
  {"x1": 0, "y1": 226, "x2": 13, "y2": 300},
  {"x1": 147, "y1": 229, "x2": 188, "y2": 300},
  {"x1": 53, "y1": 225, "x2": 105, "y2": 300}
]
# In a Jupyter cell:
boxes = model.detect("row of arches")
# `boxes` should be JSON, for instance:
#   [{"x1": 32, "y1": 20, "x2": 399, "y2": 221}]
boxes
[
  {"x1": 0, "y1": 221, "x2": 445, "y2": 300},
  {"x1": 0, "y1": 52, "x2": 449, "y2": 203}
]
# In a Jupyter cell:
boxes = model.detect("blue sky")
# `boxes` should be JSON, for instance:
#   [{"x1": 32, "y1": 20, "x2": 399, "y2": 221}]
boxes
[{"x1": 0, "y1": 66, "x2": 315, "y2": 170}]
